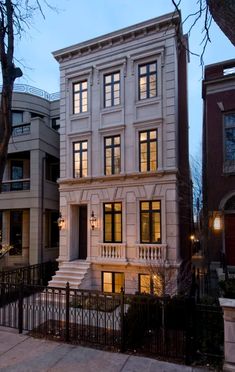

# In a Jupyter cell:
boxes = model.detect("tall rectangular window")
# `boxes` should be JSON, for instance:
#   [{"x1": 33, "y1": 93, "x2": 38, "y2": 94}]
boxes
[
  {"x1": 104, "y1": 202, "x2": 122, "y2": 243},
  {"x1": 10, "y1": 210, "x2": 22, "y2": 255},
  {"x1": 224, "y1": 113, "x2": 235, "y2": 162},
  {"x1": 138, "y1": 62, "x2": 157, "y2": 100},
  {"x1": 140, "y1": 201, "x2": 161, "y2": 243},
  {"x1": 104, "y1": 135, "x2": 121, "y2": 175},
  {"x1": 102, "y1": 272, "x2": 124, "y2": 293},
  {"x1": 104, "y1": 72, "x2": 120, "y2": 108},
  {"x1": 139, "y1": 129, "x2": 157, "y2": 172},
  {"x1": 73, "y1": 81, "x2": 88, "y2": 114},
  {"x1": 73, "y1": 141, "x2": 88, "y2": 178},
  {"x1": 11, "y1": 160, "x2": 24, "y2": 191}
]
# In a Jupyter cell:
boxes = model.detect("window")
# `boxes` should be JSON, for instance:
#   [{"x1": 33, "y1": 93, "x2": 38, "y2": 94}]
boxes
[
  {"x1": 10, "y1": 211, "x2": 22, "y2": 255},
  {"x1": 102, "y1": 272, "x2": 124, "y2": 293},
  {"x1": 104, "y1": 72, "x2": 120, "y2": 108},
  {"x1": 139, "y1": 129, "x2": 157, "y2": 172},
  {"x1": 138, "y1": 62, "x2": 157, "y2": 100},
  {"x1": 12, "y1": 111, "x2": 23, "y2": 126},
  {"x1": 140, "y1": 201, "x2": 161, "y2": 243},
  {"x1": 46, "y1": 155, "x2": 59, "y2": 182},
  {"x1": 73, "y1": 81, "x2": 88, "y2": 114},
  {"x1": 139, "y1": 274, "x2": 160, "y2": 295},
  {"x1": 51, "y1": 117, "x2": 60, "y2": 131},
  {"x1": 224, "y1": 113, "x2": 235, "y2": 162},
  {"x1": 11, "y1": 160, "x2": 24, "y2": 191},
  {"x1": 104, "y1": 202, "x2": 122, "y2": 243},
  {"x1": 45, "y1": 210, "x2": 59, "y2": 248},
  {"x1": 73, "y1": 141, "x2": 88, "y2": 178},
  {"x1": 104, "y1": 135, "x2": 121, "y2": 175}
]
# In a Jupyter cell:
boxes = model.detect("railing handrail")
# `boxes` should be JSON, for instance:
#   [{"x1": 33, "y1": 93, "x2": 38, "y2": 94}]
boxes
[{"x1": 0, "y1": 84, "x2": 60, "y2": 102}]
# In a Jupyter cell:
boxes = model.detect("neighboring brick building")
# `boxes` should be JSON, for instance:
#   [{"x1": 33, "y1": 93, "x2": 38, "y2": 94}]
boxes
[
  {"x1": 51, "y1": 12, "x2": 192, "y2": 293},
  {"x1": 202, "y1": 59, "x2": 235, "y2": 268},
  {"x1": 0, "y1": 85, "x2": 60, "y2": 268}
]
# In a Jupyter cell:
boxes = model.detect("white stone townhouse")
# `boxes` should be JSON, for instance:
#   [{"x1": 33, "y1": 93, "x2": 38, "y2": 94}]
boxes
[{"x1": 50, "y1": 12, "x2": 192, "y2": 294}]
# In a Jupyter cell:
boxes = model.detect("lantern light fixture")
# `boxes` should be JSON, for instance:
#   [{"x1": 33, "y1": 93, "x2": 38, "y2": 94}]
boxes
[
  {"x1": 90, "y1": 211, "x2": 97, "y2": 230},
  {"x1": 57, "y1": 213, "x2": 65, "y2": 230}
]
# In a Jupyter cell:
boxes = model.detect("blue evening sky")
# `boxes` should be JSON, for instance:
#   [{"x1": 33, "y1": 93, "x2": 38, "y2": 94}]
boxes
[{"x1": 14, "y1": 0, "x2": 234, "y2": 156}]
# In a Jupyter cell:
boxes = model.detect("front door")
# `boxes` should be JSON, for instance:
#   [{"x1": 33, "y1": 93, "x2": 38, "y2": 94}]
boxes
[
  {"x1": 78, "y1": 206, "x2": 87, "y2": 259},
  {"x1": 225, "y1": 214, "x2": 235, "y2": 265}
]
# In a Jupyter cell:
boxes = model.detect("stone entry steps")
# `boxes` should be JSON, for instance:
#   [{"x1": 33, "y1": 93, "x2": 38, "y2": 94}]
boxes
[{"x1": 48, "y1": 260, "x2": 90, "y2": 289}]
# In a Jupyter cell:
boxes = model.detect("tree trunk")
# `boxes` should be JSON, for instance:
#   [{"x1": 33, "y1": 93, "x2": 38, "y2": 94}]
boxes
[{"x1": 207, "y1": 0, "x2": 235, "y2": 46}]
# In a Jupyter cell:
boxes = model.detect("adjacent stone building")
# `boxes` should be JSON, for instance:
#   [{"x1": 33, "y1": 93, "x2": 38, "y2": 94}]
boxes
[
  {"x1": 50, "y1": 12, "x2": 192, "y2": 293},
  {"x1": 202, "y1": 59, "x2": 235, "y2": 269},
  {"x1": 0, "y1": 85, "x2": 60, "y2": 268}
]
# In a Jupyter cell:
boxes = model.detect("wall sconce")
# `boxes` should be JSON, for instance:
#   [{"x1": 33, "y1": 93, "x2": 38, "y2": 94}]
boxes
[
  {"x1": 57, "y1": 212, "x2": 65, "y2": 230},
  {"x1": 190, "y1": 234, "x2": 195, "y2": 241},
  {"x1": 213, "y1": 215, "x2": 222, "y2": 231},
  {"x1": 90, "y1": 211, "x2": 97, "y2": 230}
]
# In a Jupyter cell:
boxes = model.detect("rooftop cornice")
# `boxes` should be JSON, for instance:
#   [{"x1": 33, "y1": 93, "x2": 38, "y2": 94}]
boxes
[{"x1": 53, "y1": 12, "x2": 180, "y2": 62}]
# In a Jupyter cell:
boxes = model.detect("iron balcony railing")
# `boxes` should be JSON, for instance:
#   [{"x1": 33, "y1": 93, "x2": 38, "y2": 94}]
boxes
[
  {"x1": 12, "y1": 123, "x2": 30, "y2": 136},
  {"x1": 2, "y1": 179, "x2": 30, "y2": 192}
]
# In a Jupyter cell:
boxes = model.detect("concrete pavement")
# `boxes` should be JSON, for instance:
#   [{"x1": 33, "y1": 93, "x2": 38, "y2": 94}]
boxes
[{"x1": 0, "y1": 326, "x2": 209, "y2": 372}]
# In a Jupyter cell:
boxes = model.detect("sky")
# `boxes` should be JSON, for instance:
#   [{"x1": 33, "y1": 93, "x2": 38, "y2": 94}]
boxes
[{"x1": 13, "y1": 0, "x2": 235, "y2": 156}]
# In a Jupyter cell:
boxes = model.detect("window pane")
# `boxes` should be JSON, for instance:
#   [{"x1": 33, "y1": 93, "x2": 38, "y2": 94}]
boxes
[
  {"x1": 105, "y1": 100, "x2": 112, "y2": 107},
  {"x1": 103, "y1": 272, "x2": 112, "y2": 293},
  {"x1": 225, "y1": 128, "x2": 235, "y2": 160},
  {"x1": 114, "y1": 73, "x2": 120, "y2": 82},
  {"x1": 114, "y1": 136, "x2": 120, "y2": 145},
  {"x1": 114, "y1": 203, "x2": 121, "y2": 211},
  {"x1": 114, "y1": 214, "x2": 122, "y2": 242},
  {"x1": 150, "y1": 130, "x2": 157, "y2": 139},
  {"x1": 152, "y1": 212, "x2": 161, "y2": 242},
  {"x1": 114, "y1": 273, "x2": 124, "y2": 293},
  {"x1": 140, "y1": 91, "x2": 147, "y2": 100},
  {"x1": 150, "y1": 142, "x2": 157, "y2": 171},
  {"x1": 140, "y1": 132, "x2": 147, "y2": 141},
  {"x1": 104, "y1": 214, "x2": 112, "y2": 241},
  {"x1": 114, "y1": 98, "x2": 120, "y2": 105},
  {"x1": 105, "y1": 85, "x2": 111, "y2": 93},
  {"x1": 140, "y1": 65, "x2": 146, "y2": 75},
  {"x1": 149, "y1": 63, "x2": 156, "y2": 72},
  {"x1": 105, "y1": 204, "x2": 112, "y2": 212},
  {"x1": 141, "y1": 212, "x2": 150, "y2": 242},
  {"x1": 225, "y1": 114, "x2": 235, "y2": 128},
  {"x1": 152, "y1": 201, "x2": 161, "y2": 210},
  {"x1": 82, "y1": 81, "x2": 87, "y2": 90},
  {"x1": 140, "y1": 274, "x2": 151, "y2": 294},
  {"x1": 105, "y1": 75, "x2": 111, "y2": 84},
  {"x1": 82, "y1": 141, "x2": 88, "y2": 150},
  {"x1": 141, "y1": 202, "x2": 149, "y2": 211},
  {"x1": 105, "y1": 138, "x2": 112, "y2": 146}
]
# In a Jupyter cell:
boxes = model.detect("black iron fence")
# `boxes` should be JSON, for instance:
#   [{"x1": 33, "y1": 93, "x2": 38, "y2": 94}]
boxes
[
  {"x1": 0, "y1": 282, "x2": 224, "y2": 366},
  {"x1": 0, "y1": 261, "x2": 58, "y2": 285}
]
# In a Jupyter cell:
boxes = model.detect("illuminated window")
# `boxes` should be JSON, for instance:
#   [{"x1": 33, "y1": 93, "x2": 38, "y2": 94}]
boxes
[
  {"x1": 140, "y1": 201, "x2": 161, "y2": 243},
  {"x1": 139, "y1": 129, "x2": 157, "y2": 172},
  {"x1": 73, "y1": 141, "x2": 88, "y2": 178},
  {"x1": 139, "y1": 274, "x2": 151, "y2": 294},
  {"x1": 104, "y1": 135, "x2": 121, "y2": 175},
  {"x1": 104, "y1": 203, "x2": 122, "y2": 243},
  {"x1": 138, "y1": 62, "x2": 157, "y2": 100},
  {"x1": 73, "y1": 81, "x2": 88, "y2": 114},
  {"x1": 139, "y1": 274, "x2": 160, "y2": 295},
  {"x1": 104, "y1": 72, "x2": 120, "y2": 107},
  {"x1": 224, "y1": 113, "x2": 235, "y2": 162},
  {"x1": 102, "y1": 272, "x2": 124, "y2": 293}
]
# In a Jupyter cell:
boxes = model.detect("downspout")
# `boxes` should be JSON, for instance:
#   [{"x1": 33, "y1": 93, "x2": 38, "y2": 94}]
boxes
[{"x1": 41, "y1": 155, "x2": 45, "y2": 263}]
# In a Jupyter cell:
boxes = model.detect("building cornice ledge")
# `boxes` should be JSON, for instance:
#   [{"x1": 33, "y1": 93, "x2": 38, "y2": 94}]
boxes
[
  {"x1": 53, "y1": 12, "x2": 180, "y2": 62},
  {"x1": 57, "y1": 170, "x2": 178, "y2": 187}
]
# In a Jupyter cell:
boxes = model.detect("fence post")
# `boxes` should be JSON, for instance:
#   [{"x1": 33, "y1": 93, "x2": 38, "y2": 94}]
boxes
[
  {"x1": 120, "y1": 287, "x2": 125, "y2": 352},
  {"x1": 65, "y1": 282, "x2": 70, "y2": 342},
  {"x1": 18, "y1": 282, "x2": 23, "y2": 334}
]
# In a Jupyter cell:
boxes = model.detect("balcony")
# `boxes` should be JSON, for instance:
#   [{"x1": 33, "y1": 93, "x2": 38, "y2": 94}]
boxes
[
  {"x1": 2, "y1": 179, "x2": 30, "y2": 192},
  {"x1": 12, "y1": 123, "x2": 30, "y2": 137},
  {"x1": 136, "y1": 244, "x2": 167, "y2": 263},
  {"x1": 98, "y1": 243, "x2": 127, "y2": 262}
]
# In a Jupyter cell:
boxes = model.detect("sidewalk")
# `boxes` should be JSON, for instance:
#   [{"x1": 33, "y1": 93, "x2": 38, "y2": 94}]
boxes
[{"x1": 0, "y1": 327, "x2": 209, "y2": 372}]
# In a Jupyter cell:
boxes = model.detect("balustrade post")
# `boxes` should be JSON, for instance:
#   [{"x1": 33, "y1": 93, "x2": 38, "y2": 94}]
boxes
[{"x1": 18, "y1": 282, "x2": 23, "y2": 334}]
